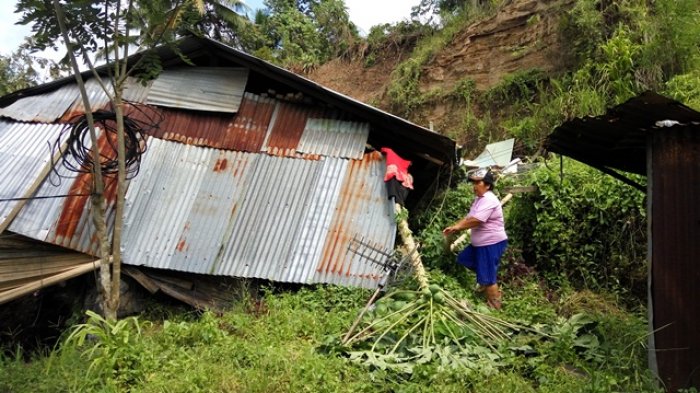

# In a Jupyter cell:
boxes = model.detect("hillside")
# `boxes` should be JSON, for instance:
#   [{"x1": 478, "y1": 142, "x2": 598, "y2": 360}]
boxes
[{"x1": 305, "y1": 0, "x2": 575, "y2": 142}]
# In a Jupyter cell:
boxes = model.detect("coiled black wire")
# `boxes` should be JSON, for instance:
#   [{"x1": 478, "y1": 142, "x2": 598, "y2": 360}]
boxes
[{"x1": 49, "y1": 102, "x2": 162, "y2": 184}]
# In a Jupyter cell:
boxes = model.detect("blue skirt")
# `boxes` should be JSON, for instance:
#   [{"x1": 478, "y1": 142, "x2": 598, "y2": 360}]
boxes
[{"x1": 456, "y1": 240, "x2": 508, "y2": 285}]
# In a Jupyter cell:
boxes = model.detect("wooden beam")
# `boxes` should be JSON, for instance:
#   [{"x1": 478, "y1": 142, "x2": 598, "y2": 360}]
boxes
[{"x1": 0, "y1": 260, "x2": 99, "y2": 305}]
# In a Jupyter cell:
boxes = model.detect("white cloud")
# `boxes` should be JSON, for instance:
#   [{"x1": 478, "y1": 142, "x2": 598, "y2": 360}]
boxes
[{"x1": 344, "y1": 0, "x2": 415, "y2": 35}]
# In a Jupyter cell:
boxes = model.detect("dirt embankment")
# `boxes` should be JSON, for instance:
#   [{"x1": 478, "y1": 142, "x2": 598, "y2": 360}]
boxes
[{"x1": 304, "y1": 0, "x2": 574, "y2": 137}]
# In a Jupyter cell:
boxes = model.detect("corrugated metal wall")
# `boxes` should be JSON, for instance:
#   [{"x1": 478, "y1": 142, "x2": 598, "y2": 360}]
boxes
[
  {"x1": 651, "y1": 126, "x2": 700, "y2": 391},
  {"x1": 122, "y1": 140, "x2": 392, "y2": 288},
  {"x1": 9, "y1": 129, "x2": 118, "y2": 256},
  {"x1": 0, "y1": 122, "x2": 66, "y2": 225}
]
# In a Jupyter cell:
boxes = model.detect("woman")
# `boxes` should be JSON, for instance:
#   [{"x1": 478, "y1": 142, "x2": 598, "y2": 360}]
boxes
[{"x1": 442, "y1": 168, "x2": 508, "y2": 309}]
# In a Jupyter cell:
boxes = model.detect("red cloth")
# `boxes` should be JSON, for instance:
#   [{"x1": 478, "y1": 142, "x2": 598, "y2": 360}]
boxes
[{"x1": 380, "y1": 147, "x2": 413, "y2": 189}]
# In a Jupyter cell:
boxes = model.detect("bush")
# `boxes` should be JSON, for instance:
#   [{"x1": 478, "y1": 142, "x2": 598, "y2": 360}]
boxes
[{"x1": 504, "y1": 159, "x2": 647, "y2": 300}]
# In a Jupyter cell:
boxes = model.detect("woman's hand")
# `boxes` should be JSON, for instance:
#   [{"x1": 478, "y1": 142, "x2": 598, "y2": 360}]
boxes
[{"x1": 442, "y1": 226, "x2": 458, "y2": 237}]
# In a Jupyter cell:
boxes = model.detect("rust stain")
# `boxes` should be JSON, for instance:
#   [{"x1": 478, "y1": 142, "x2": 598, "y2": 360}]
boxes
[
  {"x1": 55, "y1": 132, "x2": 119, "y2": 241},
  {"x1": 176, "y1": 239, "x2": 187, "y2": 252},
  {"x1": 213, "y1": 158, "x2": 228, "y2": 172}
]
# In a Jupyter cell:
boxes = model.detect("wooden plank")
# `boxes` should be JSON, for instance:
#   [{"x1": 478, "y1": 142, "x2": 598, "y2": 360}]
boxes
[
  {"x1": 156, "y1": 281, "x2": 216, "y2": 311},
  {"x1": 146, "y1": 271, "x2": 194, "y2": 290},
  {"x1": 0, "y1": 260, "x2": 99, "y2": 305},
  {"x1": 123, "y1": 266, "x2": 160, "y2": 294}
]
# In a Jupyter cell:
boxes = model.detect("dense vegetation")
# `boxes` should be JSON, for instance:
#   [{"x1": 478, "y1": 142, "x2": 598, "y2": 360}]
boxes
[{"x1": 2, "y1": 0, "x2": 700, "y2": 392}]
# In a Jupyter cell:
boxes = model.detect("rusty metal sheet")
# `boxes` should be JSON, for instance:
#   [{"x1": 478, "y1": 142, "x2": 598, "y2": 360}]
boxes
[
  {"x1": 147, "y1": 67, "x2": 248, "y2": 113},
  {"x1": 128, "y1": 93, "x2": 275, "y2": 152},
  {"x1": 121, "y1": 139, "x2": 395, "y2": 288},
  {"x1": 122, "y1": 138, "x2": 255, "y2": 273},
  {"x1": 313, "y1": 151, "x2": 395, "y2": 287},
  {"x1": 297, "y1": 118, "x2": 369, "y2": 159},
  {"x1": 9, "y1": 129, "x2": 118, "y2": 256},
  {"x1": 650, "y1": 127, "x2": 700, "y2": 391},
  {"x1": 262, "y1": 101, "x2": 323, "y2": 157}
]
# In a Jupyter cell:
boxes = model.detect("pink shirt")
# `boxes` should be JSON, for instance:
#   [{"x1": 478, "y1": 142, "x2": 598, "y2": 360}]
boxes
[{"x1": 468, "y1": 191, "x2": 507, "y2": 246}]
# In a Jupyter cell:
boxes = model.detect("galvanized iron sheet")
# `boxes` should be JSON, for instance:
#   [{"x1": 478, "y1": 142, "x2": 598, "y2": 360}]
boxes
[
  {"x1": 313, "y1": 151, "x2": 395, "y2": 287},
  {"x1": 297, "y1": 118, "x2": 369, "y2": 160},
  {"x1": 121, "y1": 139, "x2": 393, "y2": 288},
  {"x1": 147, "y1": 67, "x2": 248, "y2": 113},
  {"x1": 141, "y1": 93, "x2": 276, "y2": 152},
  {"x1": 0, "y1": 83, "x2": 80, "y2": 123},
  {"x1": 262, "y1": 101, "x2": 322, "y2": 157},
  {"x1": 8, "y1": 128, "x2": 118, "y2": 256},
  {"x1": 122, "y1": 77, "x2": 153, "y2": 104},
  {"x1": 61, "y1": 77, "x2": 113, "y2": 121},
  {"x1": 0, "y1": 121, "x2": 66, "y2": 226}
]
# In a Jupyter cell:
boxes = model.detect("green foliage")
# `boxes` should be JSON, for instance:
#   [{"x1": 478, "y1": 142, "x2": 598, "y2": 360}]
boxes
[
  {"x1": 59, "y1": 310, "x2": 154, "y2": 390},
  {"x1": 505, "y1": 159, "x2": 647, "y2": 298},
  {"x1": 1, "y1": 280, "x2": 660, "y2": 393},
  {"x1": 483, "y1": 68, "x2": 547, "y2": 107}
]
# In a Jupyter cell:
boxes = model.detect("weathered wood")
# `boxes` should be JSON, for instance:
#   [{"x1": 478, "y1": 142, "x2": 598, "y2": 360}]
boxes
[
  {"x1": 0, "y1": 260, "x2": 99, "y2": 305},
  {"x1": 123, "y1": 266, "x2": 160, "y2": 294},
  {"x1": 147, "y1": 271, "x2": 194, "y2": 290}
]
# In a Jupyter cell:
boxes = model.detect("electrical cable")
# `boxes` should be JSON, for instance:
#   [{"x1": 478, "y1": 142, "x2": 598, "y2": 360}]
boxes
[{"x1": 48, "y1": 101, "x2": 161, "y2": 185}]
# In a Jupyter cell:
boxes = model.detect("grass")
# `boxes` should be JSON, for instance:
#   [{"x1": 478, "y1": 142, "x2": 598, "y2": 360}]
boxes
[{"x1": 0, "y1": 276, "x2": 661, "y2": 393}]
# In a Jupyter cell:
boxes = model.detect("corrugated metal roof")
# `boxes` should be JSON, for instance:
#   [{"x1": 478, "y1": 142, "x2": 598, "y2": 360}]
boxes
[
  {"x1": 147, "y1": 67, "x2": 248, "y2": 113},
  {"x1": 297, "y1": 118, "x2": 369, "y2": 160},
  {"x1": 121, "y1": 139, "x2": 393, "y2": 288},
  {"x1": 0, "y1": 76, "x2": 151, "y2": 123},
  {"x1": 61, "y1": 77, "x2": 113, "y2": 121},
  {"x1": 546, "y1": 91, "x2": 700, "y2": 175},
  {"x1": 262, "y1": 101, "x2": 323, "y2": 157},
  {"x1": 0, "y1": 121, "x2": 67, "y2": 225},
  {"x1": 0, "y1": 83, "x2": 80, "y2": 122},
  {"x1": 122, "y1": 77, "x2": 153, "y2": 104},
  {"x1": 8, "y1": 130, "x2": 118, "y2": 256}
]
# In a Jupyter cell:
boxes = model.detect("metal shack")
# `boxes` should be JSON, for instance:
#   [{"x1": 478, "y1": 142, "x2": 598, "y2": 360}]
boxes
[
  {"x1": 0, "y1": 37, "x2": 456, "y2": 305},
  {"x1": 546, "y1": 91, "x2": 700, "y2": 392}
]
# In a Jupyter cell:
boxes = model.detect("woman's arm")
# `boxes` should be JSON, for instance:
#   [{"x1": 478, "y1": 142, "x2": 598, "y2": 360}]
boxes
[{"x1": 442, "y1": 216, "x2": 481, "y2": 236}]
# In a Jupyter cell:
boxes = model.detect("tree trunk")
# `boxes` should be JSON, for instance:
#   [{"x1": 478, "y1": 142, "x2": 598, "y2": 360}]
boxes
[{"x1": 52, "y1": 0, "x2": 114, "y2": 317}]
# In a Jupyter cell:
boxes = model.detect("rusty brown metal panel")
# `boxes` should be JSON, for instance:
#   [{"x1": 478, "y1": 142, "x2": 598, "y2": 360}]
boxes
[
  {"x1": 651, "y1": 126, "x2": 700, "y2": 391},
  {"x1": 223, "y1": 94, "x2": 275, "y2": 152},
  {"x1": 315, "y1": 151, "x2": 395, "y2": 287},
  {"x1": 264, "y1": 102, "x2": 324, "y2": 157},
  {"x1": 122, "y1": 94, "x2": 274, "y2": 152}
]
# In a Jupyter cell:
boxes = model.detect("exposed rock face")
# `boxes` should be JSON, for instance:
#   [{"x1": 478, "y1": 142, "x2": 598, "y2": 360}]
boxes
[{"x1": 423, "y1": 0, "x2": 574, "y2": 91}]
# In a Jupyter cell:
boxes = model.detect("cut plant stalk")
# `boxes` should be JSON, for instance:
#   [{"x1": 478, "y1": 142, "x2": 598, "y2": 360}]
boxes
[{"x1": 342, "y1": 203, "x2": 524, "y2": 369}]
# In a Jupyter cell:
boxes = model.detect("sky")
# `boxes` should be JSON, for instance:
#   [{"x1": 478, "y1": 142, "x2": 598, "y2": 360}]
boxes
[{"x1": 0, "y1": 0, "x2": 416, "y2": 56}]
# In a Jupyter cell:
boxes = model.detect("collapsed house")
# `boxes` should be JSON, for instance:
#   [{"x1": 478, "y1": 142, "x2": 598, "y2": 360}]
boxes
[{"x1": 0, "y1": 37, "x2": 456, "y2": 307}]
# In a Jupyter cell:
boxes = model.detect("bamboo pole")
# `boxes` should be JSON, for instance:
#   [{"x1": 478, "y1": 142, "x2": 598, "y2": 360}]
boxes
[{"x1": 0, "y1": 260, "x2": 101, "y2": 305}]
